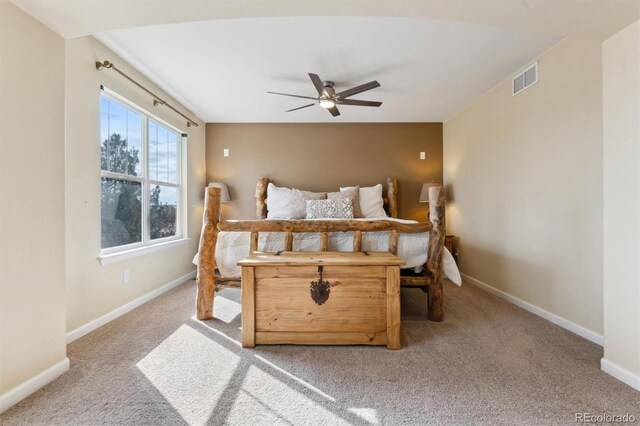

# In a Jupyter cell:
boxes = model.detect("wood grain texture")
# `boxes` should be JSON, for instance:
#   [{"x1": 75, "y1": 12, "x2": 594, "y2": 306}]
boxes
[
  {"x1": 240, "y1": 251, "x2": 403, "y2": 348},
  {"x1": 254, "y1": 265, "x2": 387, "y2": 279},
  {"x1": 255, "y1": 277, "x2": 386, "y2": 332},
  {"x1": 220, "y1": 219, "x2": 432, "y2": 233},
  {"x1": 386, "y1": 266, "x2": 401, "y2": 350},
  {"x1": 250, "y1": 231, "x2": 259, "y2": 253},
  {"x1": 241, "y1": 266, "x2": 256, "y2": 348},
  {"x1": 255, "y1": 331, "x2": 387, "y2": 346},
  {"x1": 320, "y1": 232, "x2": 329, "y2": 251},
  {"x1": 238, "y1": 251, "x2": 406, "y2": 267},
  {"x1": 196, "y1": 187, "x2": 221, "y2": 320},
  {"x1": 389, "y1": 230, "x2": 398, "y2": 255},
  {"x1": 386, "y1": 177, "x2": 399, "y2": 218},
  {"x1": 255, "y1": 177, "x2": 269, "y2": 219},
  {"x1": 353, "y1": 230, "x2": 362, "y2": 252},
  {"x1": 400, "y1": 276, "x2": 430, "y2": 287},
  {"x1": 426, "y1": 186, "x2": 446, "y2": 322},
  {"x1": 284, "y1": 231, "x2": 293, "y2": 251}
]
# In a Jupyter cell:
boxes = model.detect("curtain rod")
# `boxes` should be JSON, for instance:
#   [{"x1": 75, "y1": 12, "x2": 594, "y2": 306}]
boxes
[{"x1": 96, "y1": 60, "x2": 198, "y2": 128}]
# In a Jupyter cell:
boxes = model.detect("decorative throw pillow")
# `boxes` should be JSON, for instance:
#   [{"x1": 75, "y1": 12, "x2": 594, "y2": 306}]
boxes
[
  {"x1": 266, "y1": 183, "x2": 293, "y2": 219},
  {"x1": 341, "y1": 184, "x2": 387, "y2": 218},
  {"x1": 328, "y1": 186, "x2": 362, "y2": 218},
  {"x1": 290, "y1": 189, "x2": 327, "y2": 219},
  {"x1": 305, "y1": 199, "x2": 354, "y2": 219}
]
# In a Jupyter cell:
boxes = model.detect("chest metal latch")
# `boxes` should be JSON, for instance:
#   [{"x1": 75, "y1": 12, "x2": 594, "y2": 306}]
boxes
[{"x1": 310, "y1": 265, "x2": 330, "y2": 305}]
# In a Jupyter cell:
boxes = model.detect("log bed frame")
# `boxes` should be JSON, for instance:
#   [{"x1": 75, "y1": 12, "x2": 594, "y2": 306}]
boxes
[{"x1": 196, "y1": 177, "x2": 446, "y2": 322}]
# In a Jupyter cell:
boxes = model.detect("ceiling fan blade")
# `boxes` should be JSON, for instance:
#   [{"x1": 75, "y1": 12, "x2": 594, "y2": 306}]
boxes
[
  {"x1": 286, "y1": 103, "x2": 317, "y2": 112},
  {"x1": 267, "y1": 91, "x2": 318, "y2": 100},
  {"x1": 308, "y1": 73, "x2": 327, "y2": 97},
  {"x1": 338, "y1": 99, "x2": 382, "y2": 107},
  {"x1": 327, "y1": 106, "x2": 341, "y2": 117},
  {"x1": 335, "y1": 81, "x2": 381, "y2": 99}
]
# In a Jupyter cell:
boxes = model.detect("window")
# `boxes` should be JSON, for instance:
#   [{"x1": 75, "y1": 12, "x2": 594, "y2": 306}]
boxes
[{"x1": 100, "y1": 91, "x2": 183, "y2": 252}]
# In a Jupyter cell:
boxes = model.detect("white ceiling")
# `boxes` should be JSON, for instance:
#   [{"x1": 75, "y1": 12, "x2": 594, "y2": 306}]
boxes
[
  {"x1": 96, "y1": 17, "x2": 560, "y2": 123},
  {"x1": 12, "y1": 0, "x2": 637, "y2": 123},
  {"x1": 11, "y1": 0, "x2": 640, "y2": 41}
]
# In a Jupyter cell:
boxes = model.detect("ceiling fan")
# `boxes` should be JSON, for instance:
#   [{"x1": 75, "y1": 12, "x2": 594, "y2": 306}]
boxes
[{"x1": 268, "y1": 73, "x2": 382, "y2": 117}]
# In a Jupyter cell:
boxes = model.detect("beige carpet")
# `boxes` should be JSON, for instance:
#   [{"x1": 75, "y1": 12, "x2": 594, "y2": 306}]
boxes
[{"x1": 1, "y1": 279, "x2": 638, "y2": 425}]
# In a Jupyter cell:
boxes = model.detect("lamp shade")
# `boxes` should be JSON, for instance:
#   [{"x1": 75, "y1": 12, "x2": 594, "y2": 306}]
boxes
[
  {"x1": 419, "y1": 182, "x2": 441, "y2": 203},
  {"x1": 207, "y1": 182, "x2": 231, "y2": 202}
]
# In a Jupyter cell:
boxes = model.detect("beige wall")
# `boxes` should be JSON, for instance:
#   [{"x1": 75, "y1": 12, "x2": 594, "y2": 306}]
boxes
[
  {"x1": 206, "y1": 123, "x2": 442, "y2": 221},
  {"x1": 602, "y1": 20, "x2": 640, "y2": 386},
  {"x1": 0, "y1": 0, "x2": 67, "y2": 395},
  {"x1": 65, "y1": 36, "x2": 206, "y2": 333},
  {"x1": 444, "y1": 38, "x2": 604, "y2": 335}
]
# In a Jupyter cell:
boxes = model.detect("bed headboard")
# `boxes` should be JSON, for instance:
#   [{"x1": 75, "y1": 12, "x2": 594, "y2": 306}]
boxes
[{"x1": 254, "y1": 177, "x2": 399, "y2": 219}]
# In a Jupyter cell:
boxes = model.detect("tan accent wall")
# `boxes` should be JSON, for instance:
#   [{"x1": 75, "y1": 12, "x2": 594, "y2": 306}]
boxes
[
  {"x1": 444, "y1": 38, "x2": 604, "y2": 335},
  {"x1": 206, "y1": 123, "x2": 442, "y2": 221},
  {"x1": 64, "y1": 36, "x2": 206, "y2": 333},
  {"x1": 0, "y1": 1, "x2": 67, "y2": 394}
]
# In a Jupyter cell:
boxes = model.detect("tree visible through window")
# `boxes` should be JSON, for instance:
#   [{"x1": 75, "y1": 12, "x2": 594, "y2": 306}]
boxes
[{"x1": 100, "y1": 92, "x2": 182, "y2": 251}]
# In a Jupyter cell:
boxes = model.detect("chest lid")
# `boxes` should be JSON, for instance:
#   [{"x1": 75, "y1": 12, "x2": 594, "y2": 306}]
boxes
[{"x1": 237, "y1": 251, "x2": 405, "y2": 267}]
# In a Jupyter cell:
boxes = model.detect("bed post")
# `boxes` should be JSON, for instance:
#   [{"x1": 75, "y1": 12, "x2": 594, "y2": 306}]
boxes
[
  {"x1": 196, "y1": 187, "x2": 221, "y2": 320},
  {"x1": 255, "y1": 177, "x2": 269, "y2": 219},
  {"x1": 426, "y1": 186, "x2": 446, "y2": 321},
  {"x1": 386, "y1": 177, "x2": 398, "y2": 218}
]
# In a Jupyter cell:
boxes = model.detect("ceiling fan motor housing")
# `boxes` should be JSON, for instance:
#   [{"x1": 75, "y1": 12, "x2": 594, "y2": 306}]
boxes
[{"x1": 322, "y1": 81, "x2": 335, "y2": 97}]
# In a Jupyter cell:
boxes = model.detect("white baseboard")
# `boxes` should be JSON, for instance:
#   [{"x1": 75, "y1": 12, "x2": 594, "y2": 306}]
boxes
[
  {"x1": 0, "y1": 357, "x2": 70, "y2": 414},
  {"x1": 66, "y1": 270, "x2": 196, "y2": 344},
  {"x1": 601, "y1": 358, "x2": 640, "y2": 391},
  {"x1": 461, "y1": 273, "x2": 604, "y2": 346}
]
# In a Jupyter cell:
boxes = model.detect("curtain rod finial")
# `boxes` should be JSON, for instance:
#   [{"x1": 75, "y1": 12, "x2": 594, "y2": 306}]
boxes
[{"x1": 95, "y1": 60, "x2": 112, "y2": 70}]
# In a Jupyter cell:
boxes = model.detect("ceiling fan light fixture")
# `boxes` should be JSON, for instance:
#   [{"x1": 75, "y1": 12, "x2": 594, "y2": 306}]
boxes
[{"x1": 319, "y1": 99, "x2": 335, "y2": 109}]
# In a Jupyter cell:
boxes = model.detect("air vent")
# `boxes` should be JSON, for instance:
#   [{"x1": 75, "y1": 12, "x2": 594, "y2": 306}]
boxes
[{"x1": 512, "y1": 61, "x2": 538, "y2": 96}]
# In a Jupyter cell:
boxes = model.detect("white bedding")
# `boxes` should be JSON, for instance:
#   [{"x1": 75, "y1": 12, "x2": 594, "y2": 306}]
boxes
[{"x1": 194, "y1": 218, "x2": 462, "y2": 286}]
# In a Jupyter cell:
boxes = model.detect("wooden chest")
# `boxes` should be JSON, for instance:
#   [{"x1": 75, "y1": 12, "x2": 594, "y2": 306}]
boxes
[{"x1": 238, "y1": 251, "x2": 405, "y2": 350}]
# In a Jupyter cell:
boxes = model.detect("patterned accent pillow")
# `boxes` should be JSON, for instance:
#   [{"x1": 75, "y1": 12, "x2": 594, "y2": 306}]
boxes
[
  {"x1": 306, "y1": 198, "x2": 354, "y2": 219},
  {"x1": 328, "y1": 186, "x2": 361, "y2": 218},
  {"x1": 291, "y1": 189, "x2": 326, "y2": 219}
]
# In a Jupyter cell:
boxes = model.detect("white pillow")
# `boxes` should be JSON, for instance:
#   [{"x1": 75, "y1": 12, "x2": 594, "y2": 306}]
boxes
[
  {"x1": 266, "y1": 183, "x2": 293, "y2": 219},
  {"x1": 341, "y1": 184, "x2": 387, "y2": 218}
]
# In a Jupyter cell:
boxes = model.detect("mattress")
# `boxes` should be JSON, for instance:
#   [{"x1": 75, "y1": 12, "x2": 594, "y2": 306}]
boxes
[{"x1": 195, "y1": 218, "x2": 462, "y2": 286}]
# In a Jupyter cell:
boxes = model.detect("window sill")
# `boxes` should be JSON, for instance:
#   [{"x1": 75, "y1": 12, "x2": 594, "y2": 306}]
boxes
[{"x1": 98, "y1": 238, "x2": 191, "y2": 266}]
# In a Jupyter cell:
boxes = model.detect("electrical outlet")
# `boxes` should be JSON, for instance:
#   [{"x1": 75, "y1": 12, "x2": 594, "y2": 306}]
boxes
[
  {"x1": 123, "y1": 269, "x2": 130, "y2": 284},
  {"x1": 223, "y1": 148, "x2": 229, "y2": 157},
  {"x1": 420, "y1": 152, "x2": 426, "y2": 160}
]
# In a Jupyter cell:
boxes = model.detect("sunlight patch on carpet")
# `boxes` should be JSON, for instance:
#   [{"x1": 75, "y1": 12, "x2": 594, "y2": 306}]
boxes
[
  {"x1": 226, "y1": 365, "x2": 353, "y2": 425},
  {"x1": 348, "y1": 407, "x2": 379, "y2": 424},
  {"x1": 212, "y1": 294, "x2": 241, "y2": 324},
  {"x1": 137, "y1": 324, "x2": 240, "y2": 424},
  {"x1": 254, "y1": 354, "x2": 336, "y2": 402}
]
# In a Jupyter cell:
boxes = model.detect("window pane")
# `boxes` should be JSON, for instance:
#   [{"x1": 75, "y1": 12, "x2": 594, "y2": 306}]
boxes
[
  {"x1": 101, "y1": 177, "x2": 142, "y2": 249},
  {"x1": 100, "y1": 95, "x2": 142, "y2": 176},
  {"x1": 127, "y1": 109, "x2": 143, "y2": 176},
  {"x1": 168, "y1": 132, "x2": 179, "y2": 183},
  {"x1": 150, "y1": 185, "x2": 178, "y2": 239},
  {"x1": 148, "y1": 119, "x2": 179, "y2": 184}
]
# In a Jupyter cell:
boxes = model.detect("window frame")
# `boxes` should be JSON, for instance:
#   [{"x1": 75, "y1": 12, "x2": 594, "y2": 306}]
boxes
[{"x1": 99, "y1": 88, "x2": 185, "y2": 256}]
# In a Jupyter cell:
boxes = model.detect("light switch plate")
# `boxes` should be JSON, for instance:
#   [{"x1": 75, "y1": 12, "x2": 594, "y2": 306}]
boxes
[
  {"x1": 223, "y1": 148, "x2": 229, "y2": 157},
  {"x1": 420, "y1": 151, "x2": 426, "y2": 160}
]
